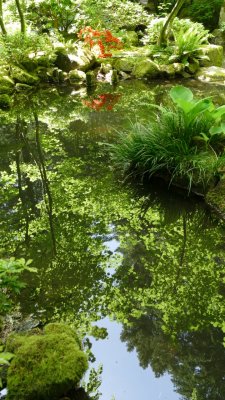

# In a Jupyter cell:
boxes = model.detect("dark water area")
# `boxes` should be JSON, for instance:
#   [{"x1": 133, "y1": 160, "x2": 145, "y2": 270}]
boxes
[{"x1": 1, "y1": 79, "x2": 225, "y2": 400}]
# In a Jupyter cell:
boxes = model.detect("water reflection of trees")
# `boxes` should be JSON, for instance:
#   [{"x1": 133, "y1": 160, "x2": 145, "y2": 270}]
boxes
[
  {"x1": 0, "y1": 84, "x2": 225, "y2": 399},
  {"x1": 121, "y1": 313, "x2": 225, "y2": 400}
]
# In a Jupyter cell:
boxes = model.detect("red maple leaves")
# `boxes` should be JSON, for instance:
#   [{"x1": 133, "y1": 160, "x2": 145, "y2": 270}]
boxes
[{"x1": 79, "y1": 26, "x2": 122, "y2": 58}]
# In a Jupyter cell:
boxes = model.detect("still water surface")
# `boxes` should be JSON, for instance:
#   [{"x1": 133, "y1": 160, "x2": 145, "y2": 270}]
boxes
[{"x1": 1, "y1": 79, "x2": 225, "y2": 399}]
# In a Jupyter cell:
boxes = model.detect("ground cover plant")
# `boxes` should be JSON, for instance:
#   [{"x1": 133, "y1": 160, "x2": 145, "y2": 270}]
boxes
[{"x1": 110, "y1": 85, "x2": 225, "y2": 192}]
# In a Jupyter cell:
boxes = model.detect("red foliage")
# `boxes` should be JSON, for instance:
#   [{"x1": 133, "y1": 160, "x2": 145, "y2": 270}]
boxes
[
  {"x1": 78, "y1": 27, "x2": 122, "y2": 58},
  {"x1": 83, "y1": 93, "x2": 121, "y2": 111}
]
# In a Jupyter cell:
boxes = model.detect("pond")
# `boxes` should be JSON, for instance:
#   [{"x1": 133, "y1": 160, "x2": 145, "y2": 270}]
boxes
[{"x1": 1, "y1": 79, "x2": 225, "y2": 400}]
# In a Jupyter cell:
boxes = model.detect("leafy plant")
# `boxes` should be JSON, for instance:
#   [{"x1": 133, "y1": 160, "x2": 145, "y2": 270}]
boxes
[
  {"x1": 157, "y1": 0, "x2": 175, "y2": 16},
  {"x1": 0, "y1": 258, "x2": 36, "y2": 314},
  {"x1": 0, "y1": 347, "x2": 14, "y2": 388},
  {"x1": 142, "y1": 16, "x2": 210, "y2": 49},
  {"x1": 81, "y1": 0, "x2": 152, "y2": 32},
  {"x1": 110, "y1": 86, "x2": 225, "y2": 191},
  {"x1": 173, "y1": 25, "x2": 210, "y2": 62},
  {"x1": 0, "y1": 32, "x2": 56, "y2": 68},
  {"x1": 27, "y1": 0, "x2": 86, "y2": 37},
  {"x1": 183, "y1": 0, "x2": 223, "y2": 31},
  {"x1": 169, "y1": 86, "x2": 225, "y2": 149}
]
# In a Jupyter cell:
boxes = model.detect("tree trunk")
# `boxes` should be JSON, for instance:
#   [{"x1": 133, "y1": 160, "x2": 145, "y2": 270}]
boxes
[
  {"x1": 158, "y1": 0, "x2": 186, "y2": 46},
  {"x1": 15, "y1": 0, "x2": 26, "y2": 34},
  {"x1": 219, "y1": 0, "x2": 225, "y2": 26},
  {"x1": 0, "y1": 0, "x2": 7, "y2": 35}
]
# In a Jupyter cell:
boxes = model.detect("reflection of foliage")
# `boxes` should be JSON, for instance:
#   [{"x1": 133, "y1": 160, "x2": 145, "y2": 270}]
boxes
[
  {"x1": 83, "y1": 364, "x2": 103, "y2": 400},
  {"x1": 121, "y1": 314, "x2": 225, "y2": 400},
  {"x1": 1, "y1": 82, "x2": 225, "y2": 399},
  {"x1": 83, "y1": 93, "x2": 121, "y2": 111},
  {"x1": 0, "y1": 258, "x2": 36, "y2": 314}
]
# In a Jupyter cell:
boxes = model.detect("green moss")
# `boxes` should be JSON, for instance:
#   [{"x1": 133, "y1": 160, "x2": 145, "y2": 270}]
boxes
[
  {"x1": 206, "y1": 176, "x2": 225, "y2": 216},
  {"x1": 11, "y1": 66, "x2": 40, "y2": 85},
  {"x1": 0, "y1": 94, "x2": 11, "y2": 110},
  {"x1": 43, "y1": 322, "x2": 81, "y2": 348},
  {"x1": 6, "y1": 323, "x2": 88, "y2": 400}
]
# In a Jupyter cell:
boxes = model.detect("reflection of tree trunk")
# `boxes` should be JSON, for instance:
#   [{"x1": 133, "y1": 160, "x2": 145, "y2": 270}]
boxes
[
  {"x1": 15, "y1": 117, "x2": 29, "y2": 244},
  {"x1": 173, "y1": 214, "x2": 187, "y2": 293},
  {"x1": 0, "y1": 0, "x2": 7, "y2": 35},
  {"x1": 34, "y1": 112, "x2": 57, "y2": 255},
  {"x1": 180, "y1": 214, "x2": 187, "y2": 267},
  {"x1": 15, "y1": 0, "x2": 26, "y2": 34}
]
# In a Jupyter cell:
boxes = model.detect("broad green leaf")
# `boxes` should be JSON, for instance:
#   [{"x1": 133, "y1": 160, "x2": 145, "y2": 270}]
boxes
[{"x1": 169, "y1": 86, "x2": 193, "y2": 104}]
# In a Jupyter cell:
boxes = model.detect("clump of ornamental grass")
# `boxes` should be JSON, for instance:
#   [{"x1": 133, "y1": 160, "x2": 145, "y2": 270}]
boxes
[{"x1": 110, "y1": 86, "x2": 225, "y2": 192}]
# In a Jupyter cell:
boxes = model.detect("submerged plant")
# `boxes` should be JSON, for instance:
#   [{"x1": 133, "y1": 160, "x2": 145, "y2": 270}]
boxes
[{"x1": 110, "y1": 86, "x2": 225, "y2": 191}]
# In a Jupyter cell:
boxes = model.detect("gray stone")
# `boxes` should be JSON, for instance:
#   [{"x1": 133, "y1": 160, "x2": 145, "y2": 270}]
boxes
[{"x1": 68, "y1": 47, "x2": 96, "y2": 71}]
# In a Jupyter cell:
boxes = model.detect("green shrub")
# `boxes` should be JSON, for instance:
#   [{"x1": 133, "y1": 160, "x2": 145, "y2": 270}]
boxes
[
  {"x1": 110, "y1": 86, "x2": 225, "y2": 191},
  {"x1": 0, "y1": 32, "x2": 56, "y2": 69},
  {"x1": 6, "y1": 323, "x2": 88, "y2": 400},
  {"x1": 182, "y1": 0, "x2": 223, "y2": 31},
  {"x1": 81, "y1": 0, "x2": 152, "y2": 32},
  {"x1": 142, "y1": 17, "x2": 210, "y2": 46},
  {"x1": 27, "y1": 0, "x2": 86, "y2": 37}
]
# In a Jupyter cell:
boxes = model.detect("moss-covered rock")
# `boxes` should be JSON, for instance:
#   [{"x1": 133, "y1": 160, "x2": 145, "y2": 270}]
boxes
[
  {"x1": 6, "y1": 323, "x2": 88, "y2": 400},
  {"x1": 11, "y1": 66, "x2": 40, "y2": 85},
  {"x1": 211, "y1": 29, "x2": 225, "y2": 46},
  {"x1": 159, "y1": 63, "x2": 184, "y2": 78},
  {"x1": 0, "y1": 94, "x2": 11, "y2": 110},
  {"x1": 86, "y1": 71, "x2": 97, "y2": 87},
  {"x1": 15, "y1": 83, "x2": 33, "y2": 91},
  {"x1": 43, "y1": 322, "x2": 81, "y2": 348},
  {"x1": 69, "y1": 69, "x2": 86, "y2": 84},
  {"x1": 196, "y1": 66, "x2": 225, "y2": 82},
  {"x1": 131, "y1": 59, "x2": 159, "y2": 79},
  {"x1": 0, "y1": 75, "x2": 14, "y2": 94},
  {"x1": 198, "y1": 44, "x2": 223, "y2": 67},
  {"x1": 0, "y1": 75, "x2": 14, "y2": 88},
  {"x1": 113, "y1": 57, "x2": 137, "y2": 73},
  {"x1": 119, "y1": 31, "x2": 139, "y2": 47},
  {"x1": 206, "y1": 176, "x2": 225, "y2": 220},
  {"x1": 55, "y1": 49, "x2": 72, "y2": 72}
]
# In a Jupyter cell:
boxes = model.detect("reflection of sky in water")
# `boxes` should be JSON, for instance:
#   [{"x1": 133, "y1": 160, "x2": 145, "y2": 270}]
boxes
[
  {"x1": 90, "y1": 319, "x2": 179, "y2": 400},
  {"x1": 96, "y1": 238, "x2": 178, "y2": 399}
]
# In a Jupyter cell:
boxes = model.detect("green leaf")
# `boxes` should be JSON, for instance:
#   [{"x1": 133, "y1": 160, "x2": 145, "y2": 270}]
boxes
[{"x1": 169, "y1": 85, "x2": 193, "y2": 104}]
